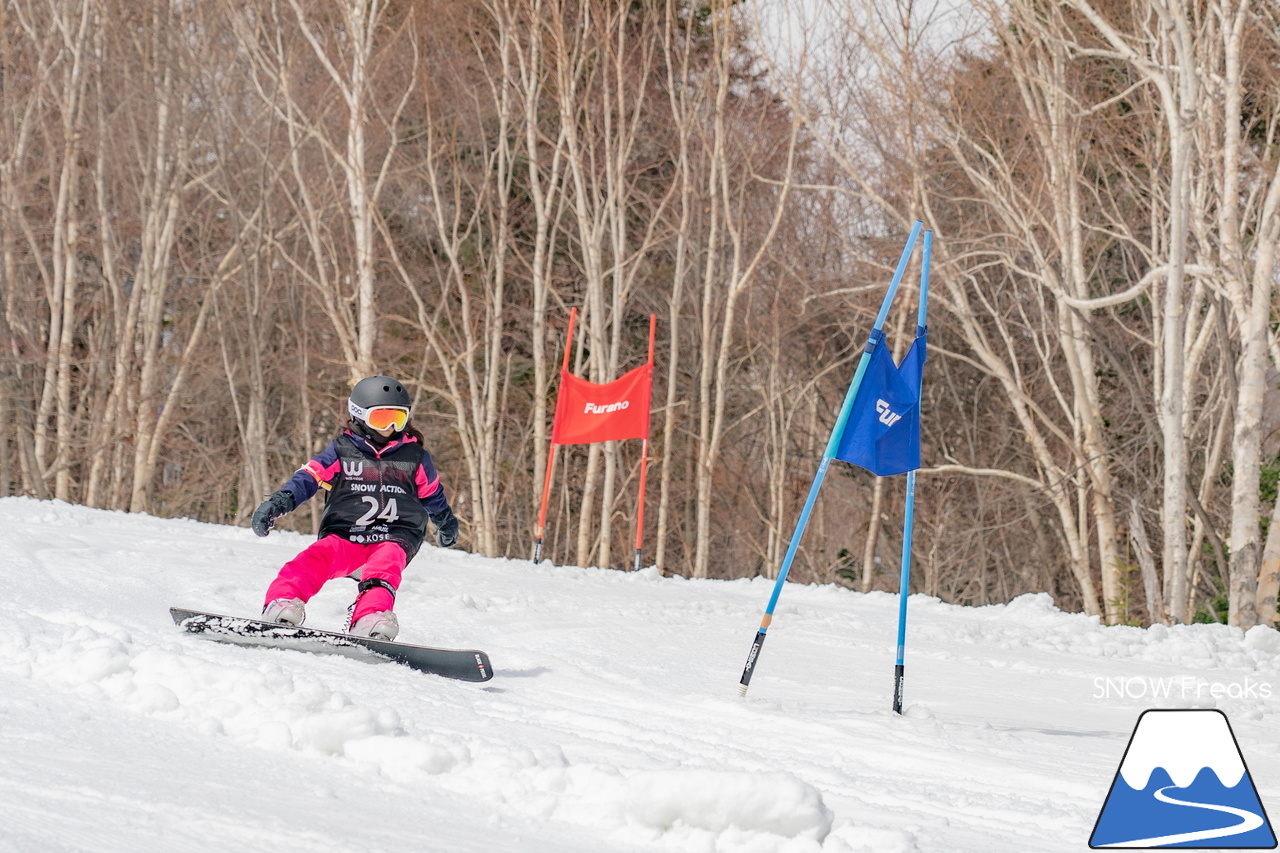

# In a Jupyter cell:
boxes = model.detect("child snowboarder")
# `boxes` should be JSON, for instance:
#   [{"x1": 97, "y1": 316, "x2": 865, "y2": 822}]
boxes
[{"x1": 250, "y1": 375, "x2": 460, "y2": 641}]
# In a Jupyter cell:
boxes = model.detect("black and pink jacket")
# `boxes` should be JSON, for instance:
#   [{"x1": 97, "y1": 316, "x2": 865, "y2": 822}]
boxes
[{"x1": 280, "y1": 429, "x2": 451, "y2": 558}]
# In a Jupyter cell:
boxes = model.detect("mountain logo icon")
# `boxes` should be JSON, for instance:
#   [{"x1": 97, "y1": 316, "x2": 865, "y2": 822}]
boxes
[{"x1": 1090, "y1": 709, "x2": 1276, "y2": 848}]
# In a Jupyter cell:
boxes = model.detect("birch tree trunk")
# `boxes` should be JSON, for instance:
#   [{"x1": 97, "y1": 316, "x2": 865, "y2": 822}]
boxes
[
  {"x1": 598, "y1": 6, "x2": 656, "y2": 569},
  {"x1": 126, "y1": 3, "x2": 190, "y2": 512},
  {"x1": 237, "y1": 0, "x2": 415, "y2": 385},
  {"x1": 286, "y1": 0, "x2": 394, "y2": 379},
  {"x1": 502, "y1": 0, "x2": 568, "y2": 536},
  {"x1": 30, "y1": 0, "x2": 93, "y2": 501},
  {"x1": 692, "y1": 0, "x2": 798, "y2": 578},
  {"x1": 1057, "y1": 0, "x2": 1198, "y2": 622},
  {"x1": 545, "y1": 1, "x2": 608, "y2": 567},
  {"x1": 1218, "y1": 0, "x2": 1280, "y2": 630},
  {"x1": 655, "y1": 0, "x2": 696, "y2": 574},
  {"x1": 0, "y1": 7, "x2": 62, "y2": 501},
  {"x1": 84, "y1": 14, "x2": 132, "y2": 508},
  {"x1": 469, "y1": 18, "x2": 516, "y2": 557}
]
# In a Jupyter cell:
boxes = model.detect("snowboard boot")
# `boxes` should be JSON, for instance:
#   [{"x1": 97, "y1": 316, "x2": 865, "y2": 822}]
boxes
[
  {"x1": 349, "y1": 610, "x2": 399, "y2": 641},
  {"x1": 347, "y1": 577, "x2": 398, "y2": 640},
  {"x1": 262, "y1": 597, "x2": 306, "y2": 626}
]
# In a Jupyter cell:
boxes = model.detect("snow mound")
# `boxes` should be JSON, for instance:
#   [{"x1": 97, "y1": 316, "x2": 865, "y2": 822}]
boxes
[
  {"x1": 344, "y1": 734, "x2": 465, "y2": 780},
  {"x1": 0, "y1": 613, "x2": 404, "y2": 755},
  {"x1": 1244, "y1": 624, "x2": 1280, "y2": 654},
  {"x1": 822, "y1": 825, "x2": 918, "y2": 853},
  {"x1": 625, "y1": 768, "x2": 833, "y2": 842}
]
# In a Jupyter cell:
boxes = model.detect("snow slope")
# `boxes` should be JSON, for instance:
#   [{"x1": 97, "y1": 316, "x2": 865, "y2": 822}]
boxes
[{"x1": 1, "y1": 496, "x2": 1277, "y2": 852}]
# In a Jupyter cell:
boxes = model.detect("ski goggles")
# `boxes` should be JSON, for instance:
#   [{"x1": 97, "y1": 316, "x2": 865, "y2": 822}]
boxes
[{"x1": 349, "y1": 401, "x2": 410, "y2": 432}]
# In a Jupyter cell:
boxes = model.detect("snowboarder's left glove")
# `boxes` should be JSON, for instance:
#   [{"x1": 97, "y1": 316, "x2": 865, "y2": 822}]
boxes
[
  {"x1": 431, "y1": 508, "x2": 459, "y2": 548},
  {"x1": 252, "y1": 490, "x2": 295, "y2": 537}
]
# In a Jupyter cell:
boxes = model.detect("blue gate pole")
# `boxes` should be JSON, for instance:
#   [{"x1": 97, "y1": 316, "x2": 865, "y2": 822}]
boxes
[
  {"x1": 738, "y1": 221, "x2": 923, "y2": 696},
  {"x1": 893, "y1": 230, "x2": 931, "y2": 714}
]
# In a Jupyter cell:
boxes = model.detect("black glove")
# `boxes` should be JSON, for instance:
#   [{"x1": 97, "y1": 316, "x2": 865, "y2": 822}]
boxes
[
  {"x1": 251, "y1": 490, "x2": 295, "y2": 537},
  {"x1": 430, "y1": 508, "x2": 459, "y2": 548}
]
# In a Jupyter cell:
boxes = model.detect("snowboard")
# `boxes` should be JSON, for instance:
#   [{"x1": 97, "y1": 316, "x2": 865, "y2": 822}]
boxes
[{"x1": 170, "y1": 607, "x2": 493, "y2": 682}]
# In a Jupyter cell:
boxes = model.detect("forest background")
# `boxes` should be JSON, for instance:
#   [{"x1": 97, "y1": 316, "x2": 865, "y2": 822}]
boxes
[{"x1": 3, "y1": 0, "x2": 1280, "y2": 630}]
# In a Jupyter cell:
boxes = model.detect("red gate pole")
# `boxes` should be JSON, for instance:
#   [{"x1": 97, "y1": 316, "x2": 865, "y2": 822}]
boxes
[
  {"x1": 632, "y1": 314, "x2": 657, "y2": 571},
  {"x1": 534, "y1": 308, "x2": 577, "y2": 563}
]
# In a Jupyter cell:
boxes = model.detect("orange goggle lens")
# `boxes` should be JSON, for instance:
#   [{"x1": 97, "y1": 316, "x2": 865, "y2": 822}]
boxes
[{"x1": 365, "y1": 407, "x2": 409, "y2": 432}]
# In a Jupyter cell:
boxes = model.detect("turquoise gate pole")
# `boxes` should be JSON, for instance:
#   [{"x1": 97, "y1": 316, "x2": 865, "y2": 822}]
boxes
[
  {"x1": 893, "y1": 230, "x2": 931, "y2": 714},
  {"x1": 738, "y1": 221, "x2": 923, "y2": 697}
]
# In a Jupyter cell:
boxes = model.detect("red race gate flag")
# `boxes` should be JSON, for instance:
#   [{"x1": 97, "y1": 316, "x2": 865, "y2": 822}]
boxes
[
  {"x1": 534, "y1": 309, "x2": 657, "y2": 570},
  {"x1": 550, "y1": 363, "x2": 653, "y2": 445}
]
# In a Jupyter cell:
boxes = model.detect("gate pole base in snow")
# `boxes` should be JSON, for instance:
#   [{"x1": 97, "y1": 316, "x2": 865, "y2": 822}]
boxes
[{"x1": 738, "y1": 627, "x2": 769, "y2": 696}]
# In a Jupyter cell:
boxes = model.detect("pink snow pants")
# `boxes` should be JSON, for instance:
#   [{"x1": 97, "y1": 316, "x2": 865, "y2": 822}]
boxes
[{"x1": 264, "y1": 535, "x2": 406, "y2": 622}]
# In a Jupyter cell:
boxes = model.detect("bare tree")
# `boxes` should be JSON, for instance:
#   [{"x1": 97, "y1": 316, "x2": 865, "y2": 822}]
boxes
[
  {"x1": 499, "y1": 0, "x2": 569, "y2": 543},
  {"x1": 233, "y1": 0, "x2": 417, "y2": 382},
  {"x1": 690, "y1": 0, "x2": 798, "y2": 579}
]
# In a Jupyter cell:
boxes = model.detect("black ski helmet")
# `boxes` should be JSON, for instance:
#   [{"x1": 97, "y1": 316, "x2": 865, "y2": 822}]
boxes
[
  {"x1": 347, "y1": 376, "x2": 413, "y2": 439},
  {"x1": 349, "y1": 375, "x2": 412, "y2": 411}
]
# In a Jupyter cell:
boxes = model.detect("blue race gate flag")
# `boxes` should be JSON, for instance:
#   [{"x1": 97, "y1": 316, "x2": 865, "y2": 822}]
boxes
[
  {"x1": 834, "y1": 327, "x2": 926, "y2": 476},
  {"x1": 737, "y1": 221, "x2": 929, "y2": 700}
]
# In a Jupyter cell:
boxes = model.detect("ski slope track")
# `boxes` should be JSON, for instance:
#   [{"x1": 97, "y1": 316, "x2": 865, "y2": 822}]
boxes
[{"x1": 1, "y1": 497, "x2": 1277, "y2": 852}]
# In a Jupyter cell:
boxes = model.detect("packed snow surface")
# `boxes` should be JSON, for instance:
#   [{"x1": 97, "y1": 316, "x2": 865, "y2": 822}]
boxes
[{"x1": 1, "y1": 497, "x2": 1278, "y2": 852}]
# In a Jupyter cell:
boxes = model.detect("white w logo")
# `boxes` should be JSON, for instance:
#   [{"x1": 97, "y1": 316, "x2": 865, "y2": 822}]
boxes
[
  {"x1": 342, "y1": 460, "x2": 364, "y2": 478},
  {"x1": 876, "y1": 399, "x2": 902, "y2": 427}
]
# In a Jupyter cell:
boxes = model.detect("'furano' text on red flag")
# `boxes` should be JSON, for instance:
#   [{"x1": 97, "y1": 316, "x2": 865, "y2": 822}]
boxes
[{"x1": 551, "y1": 364, "x2": 653, "y2": 445}]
